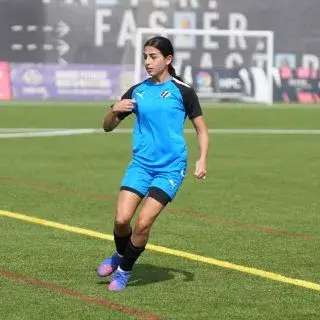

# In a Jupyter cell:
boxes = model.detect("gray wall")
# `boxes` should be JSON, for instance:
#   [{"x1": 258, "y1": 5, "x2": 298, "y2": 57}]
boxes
[{"x1": 0, "y1": 0, "x2": 319, "y2": 68}]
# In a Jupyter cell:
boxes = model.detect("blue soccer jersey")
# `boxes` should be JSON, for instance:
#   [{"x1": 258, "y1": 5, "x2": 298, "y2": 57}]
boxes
[{"x1": 118, "y1": 77, "x2": 202, "y2": 172}]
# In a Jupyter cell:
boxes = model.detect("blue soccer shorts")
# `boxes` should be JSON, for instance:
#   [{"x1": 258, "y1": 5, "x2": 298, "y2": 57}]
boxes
[{"x1": 120, "y1": 161, "x2": 186, "y2": 203}]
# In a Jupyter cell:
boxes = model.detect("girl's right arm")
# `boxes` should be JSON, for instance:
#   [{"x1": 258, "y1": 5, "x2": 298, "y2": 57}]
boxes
[{"x1": 103, "y1": 99, "x2": 135, "y2": 132}]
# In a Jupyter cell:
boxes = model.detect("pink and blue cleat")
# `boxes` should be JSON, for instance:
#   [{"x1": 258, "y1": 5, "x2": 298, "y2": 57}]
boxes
[
  {"x1": 97, "y1": 253, "x2": 120, "y2": 277},
  {"x1": 108, "y1": 269, "x2": 131, "y2": 291}
]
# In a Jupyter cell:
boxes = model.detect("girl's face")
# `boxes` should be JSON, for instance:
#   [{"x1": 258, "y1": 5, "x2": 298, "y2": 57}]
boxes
[{"x1": 143, "y1": 46, "x2": 173, "y2": 77}]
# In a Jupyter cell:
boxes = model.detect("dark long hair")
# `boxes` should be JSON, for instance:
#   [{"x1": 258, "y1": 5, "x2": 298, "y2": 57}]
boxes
[{"x1": 144, "y1": 36, "x2": 184, "y2": 82}]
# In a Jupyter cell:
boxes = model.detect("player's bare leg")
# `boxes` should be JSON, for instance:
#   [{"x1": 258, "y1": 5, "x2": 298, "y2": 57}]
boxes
[
  {"x1": 108, "y1": 196, "x2": 165, "y2": 291},
  {"x1": 97, "y1": 190, "x2": 142, "y2": 277}
]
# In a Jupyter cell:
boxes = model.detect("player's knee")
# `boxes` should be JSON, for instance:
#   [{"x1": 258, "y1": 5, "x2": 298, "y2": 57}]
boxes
[
  {"x1": 115, "y1": 207, "x2": 134, "y2": 225},
  {"x1": 134, "y1": 220, "x2": 152, "y2": 236},
  {"x1": 114, "y1": 212, "x2": 131, "y2": 228}
]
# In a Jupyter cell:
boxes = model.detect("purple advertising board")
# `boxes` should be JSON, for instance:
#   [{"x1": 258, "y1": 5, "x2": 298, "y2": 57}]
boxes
[{"x1": 11, "y1": 64, "x2": 122, "y2": 100}]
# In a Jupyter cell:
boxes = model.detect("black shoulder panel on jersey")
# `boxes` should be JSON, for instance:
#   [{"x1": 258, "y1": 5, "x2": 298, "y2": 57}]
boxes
[
  {"x1": 172, "y1": 78, "x2": 203, "y2": 120},
  {"x1": 117, "y1": 81, "x2": 145, "y2": 120}
]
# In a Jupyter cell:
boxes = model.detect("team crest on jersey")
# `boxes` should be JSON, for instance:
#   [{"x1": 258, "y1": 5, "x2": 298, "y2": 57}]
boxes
[{"x1": 160, "y1": 90, "x2": 171, "y2": 98}]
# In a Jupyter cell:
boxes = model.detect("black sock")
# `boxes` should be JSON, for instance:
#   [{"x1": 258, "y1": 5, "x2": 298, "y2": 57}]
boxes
[
  {"x1": 114, "y1": 229, "x2": 132, "y2": 256},
  {"x1": 120, "y1": 239, "x2": 145, "y2": 272}
]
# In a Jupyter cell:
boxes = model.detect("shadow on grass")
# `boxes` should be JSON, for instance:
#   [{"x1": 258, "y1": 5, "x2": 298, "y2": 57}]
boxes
[
  {"x1": 130, "y1": 263, "x2": 194, "y2": 286},
  {"x1": 97, "y1": 263, "x2": 194, "y2": 286}
]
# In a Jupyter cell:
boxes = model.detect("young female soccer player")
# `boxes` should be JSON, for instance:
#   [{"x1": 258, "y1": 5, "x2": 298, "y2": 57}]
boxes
[{"x1": 98, "y1": 36, "x2": 209, "y2": 291}]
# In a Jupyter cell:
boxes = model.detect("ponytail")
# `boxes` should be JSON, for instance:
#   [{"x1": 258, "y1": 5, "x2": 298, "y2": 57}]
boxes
[{"x1": 168, "y1": 64, "x2": 184, "y2": 82}]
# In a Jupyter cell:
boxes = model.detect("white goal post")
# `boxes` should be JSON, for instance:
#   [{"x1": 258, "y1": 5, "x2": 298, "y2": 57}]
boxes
[{"x1": 134, "y1": 28, "x2": 274, "y2": 104}]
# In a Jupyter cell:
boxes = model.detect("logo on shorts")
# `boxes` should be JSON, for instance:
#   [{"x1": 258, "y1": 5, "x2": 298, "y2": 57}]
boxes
[
  {"x1": 169, "y1": 179, "x2": 176, "y2": 189},
  {"x1": 180, "y1": 169, "x2": 185, "y2": 177}
]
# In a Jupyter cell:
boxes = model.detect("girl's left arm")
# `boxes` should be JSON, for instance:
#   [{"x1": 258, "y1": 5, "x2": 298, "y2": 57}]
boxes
[{"x1": 191, "y1": 115, "x2": 209, "y2": 179}]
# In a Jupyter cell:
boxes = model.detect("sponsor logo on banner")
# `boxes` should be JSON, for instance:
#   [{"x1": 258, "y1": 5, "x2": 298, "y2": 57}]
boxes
[
  {"x1": 11, "y1": 64, "x2": 121, "y2": 100},
  {"x1": 196, "y1": 71, "x2": 212, "y2": 86},
  {"x1": 22, "y1": 69, "x2": 44, "y2": 85},
  {"x1": 194, "y1": 71, "x2": 214, "y2": 98},
  {"x1": 11, "y1": 64, "x2": 49, "y2": 99},
  {"x1": 218, "y1": 78, "x2": 241, "y2": 90},
  {"x1": 0, "y1": 62, "x2": 12, "y2": 100},
  {"x1": 192, "y1": 67, "x2": 248, "y2": 100},
  {"x1": 213, "y1": 68, "x2": 244, "y2": 98}
]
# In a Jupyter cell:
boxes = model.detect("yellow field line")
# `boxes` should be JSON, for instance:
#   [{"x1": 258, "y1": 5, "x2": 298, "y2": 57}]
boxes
[{"x1": 1, "y1": 209, "x2": 320, "y2": 292}]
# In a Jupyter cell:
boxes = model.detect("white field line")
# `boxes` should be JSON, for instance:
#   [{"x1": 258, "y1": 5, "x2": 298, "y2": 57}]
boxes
[
  {"x1": 0, "y1": 128, "x2": 63, "y2": 133},
  {"x1": 207, "y1": 129, "x2": 320, "y2": 135},
  {"x1": 1, "y1": 128, "x2": 320, "y2": 139},
  {"x1": 112, "y1": 129, "x2": 320, "y2": 135},
  {"x1": 0, "y1": 129, "x2": 98, "y2": 138}
]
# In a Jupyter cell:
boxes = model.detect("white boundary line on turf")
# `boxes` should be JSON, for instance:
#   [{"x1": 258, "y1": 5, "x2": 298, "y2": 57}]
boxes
[
  {"x1": 0, "y1": 129, "x2": 98, "y2": 138},
  {"x1": 0, "y1": 128, "x2": 63, "y2": 133},
  {"x1": 1, "y1": 128, "x2": 320, "y2": 139},
  {"x1": 110, "y1": 128, "x2": 320, "y2": 135}
]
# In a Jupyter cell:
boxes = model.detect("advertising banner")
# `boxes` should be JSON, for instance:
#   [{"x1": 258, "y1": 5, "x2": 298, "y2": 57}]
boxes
[
  {"x1": 213, "y1": 68, "x2": 244, "y2": 99},
  {"x1": 0, "y1": 61, "x2": 12, "y2": 100},
  {"x1": 11, "y1": 64, "x2": 122, "y2": 100},
  {"x1": 274, "y1": 68, "x2": 320, "y2": 103},
  {"x1": 192, "y1": 67, "x2": 247, "y2": 100}
]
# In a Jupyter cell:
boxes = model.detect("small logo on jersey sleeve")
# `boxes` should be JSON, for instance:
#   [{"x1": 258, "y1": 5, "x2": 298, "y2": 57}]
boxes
[{"x1": 160, "y1": 90, "x2": 171, "y2": 98}]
